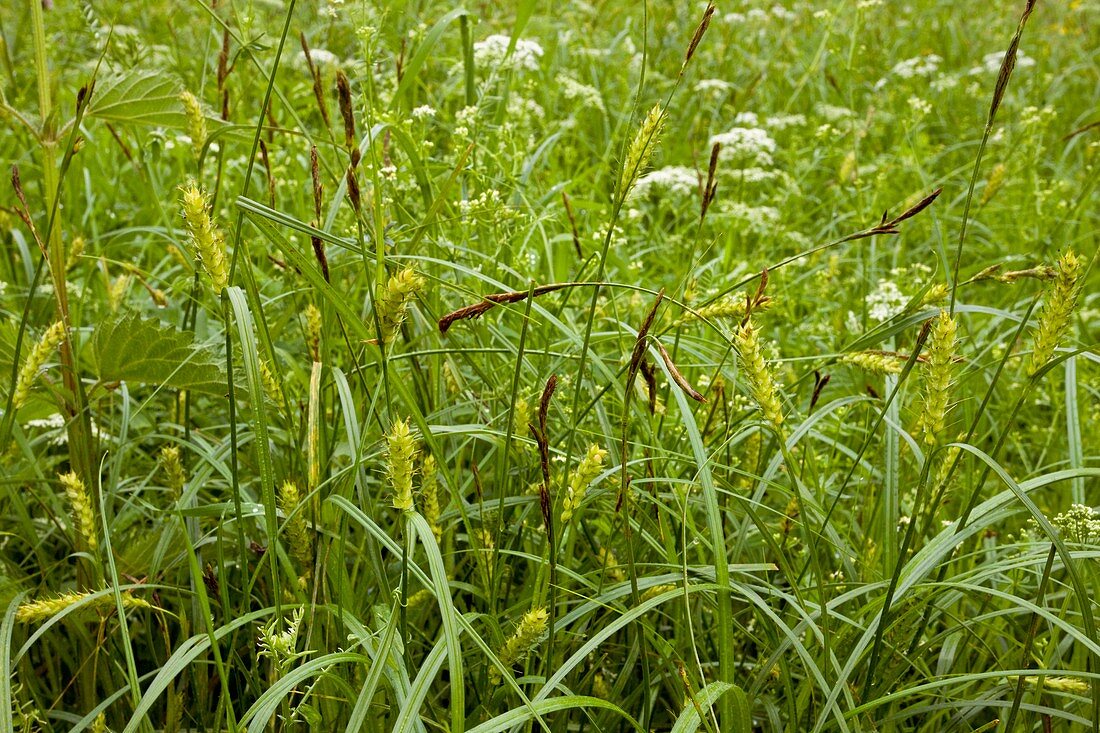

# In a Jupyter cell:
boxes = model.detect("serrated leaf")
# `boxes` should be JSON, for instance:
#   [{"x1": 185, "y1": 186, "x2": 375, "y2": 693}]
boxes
[
  {"x1": 91, "y1": 313, "x2": 226, "y2": 394},
  {"x1": 88, "y1": 70, "x2": 187, "y2": 128}
]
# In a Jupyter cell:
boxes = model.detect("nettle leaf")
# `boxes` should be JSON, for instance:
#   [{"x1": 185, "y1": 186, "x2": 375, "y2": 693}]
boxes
[
  {"x1": 88, "y1": 70, "x2": 186, "y2": 128},
  {"x1": 91, "y1": 313, "x2": 226, "y2": 395}
]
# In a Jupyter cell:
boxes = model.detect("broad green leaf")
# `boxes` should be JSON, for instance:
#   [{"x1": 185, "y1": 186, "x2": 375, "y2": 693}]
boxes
[
  {"x1": 90, "y1": 313, "x2": 225, "y2": 394},
  {"x1": 88, "y1": 70, "x2": 186, "y2": 128}
]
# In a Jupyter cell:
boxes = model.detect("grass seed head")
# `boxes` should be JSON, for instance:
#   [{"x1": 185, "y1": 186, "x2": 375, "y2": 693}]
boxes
[
  {"x1": 13, "y1": 320, "x2": 66, "y2": 409},
  {"x1": 179, "y1": 90, "x2": 207, "y2": 161},
  {"x1": 920, "y1": 310, "x2": 959, "y2": 444},
  {"x1": 1028, "y1": 250, "x2": 1083, "y2": 377},
  {"x1": 60, "y1": 471, "x2": 97, "y2": 552},
  {"x1": 735, "y1": 320, "x2": 784, "y2": 429},
  {"x1": 180, "y1": 181, "x2": 229, "y2": 293},
  {"x1": 376, "y1": 268, "x2": 426, "y2": 345},
  {"x1": 490, "y1": 606, "x2": 549, "y2": 684},
  {"x1": 387, "y1": 418, "x2": 419, "y2": 511}
]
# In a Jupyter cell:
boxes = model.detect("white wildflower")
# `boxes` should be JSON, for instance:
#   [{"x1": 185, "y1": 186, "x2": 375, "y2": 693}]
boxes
[
  {"x1": 695, "y1": 78, "x2": 733, "y2": 94},
  {"x1": 708, "y1": 127, "x2": 776, "y2": 166},
  {"x1": 411, "y1": 105, "x2": 436, "y2": 120},
  {"x1": 765, "y1": 113, "x2": 807, "y2": 130},
  {"x1": 631, "y1": 166, "x2": 698, "y2": 199},
  {"x1": 866, "y1": 279, "x2": 908, "y2": 322},
  {"x1": 473, "y1": 34, "x2": 544, "y2": 72},
  {"x1": 561, "y1": 77, "x2": 605, "y2": 111}
]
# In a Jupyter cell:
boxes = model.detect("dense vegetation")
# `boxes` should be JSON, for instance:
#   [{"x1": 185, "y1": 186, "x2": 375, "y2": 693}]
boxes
[{"x1": 1, "y1": 0, "x2": 1098, "y2": 731}]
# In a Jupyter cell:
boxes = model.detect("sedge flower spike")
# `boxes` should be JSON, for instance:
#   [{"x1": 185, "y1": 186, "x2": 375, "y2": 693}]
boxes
[
  {"x1": 180, "y1": 182, "x2": 230, "y2": 293},
  {"x1": 561, "y1": 444, "x2": 607, "y2": 523},
  {"x1": 179, "y1": 90, "x2": 207, "y2": 160},
  {"x1": 279, "y1": 481, "x2": 313, "y2": 585},
  {"x1": 919, "y1": 310, "x2": 958, "y2": 444},
  {"x1": 618, "y1": 104, "x2": 665, "y2": 201},
  {"x1": 60, "y1": 471, "x2": 97, "y2": 552},
  {"x1": 387, "y1": 418, "x2": 419, "y2": 511},
  {"x1": 1028, "y1": 250, "x2": 1083, "y2": 377},
  {"x1": 735, "y1": 320, "x2": 784, "y2": 429},
  {"x1": 375, "y1": 268, "x2": 425, "y2": 345},
  {"x1": 12, "y1": 321, "x2": 66, "y2": 409},
  {"x1": 490, "y1": 607, "x2": 549, "y2": 684}
]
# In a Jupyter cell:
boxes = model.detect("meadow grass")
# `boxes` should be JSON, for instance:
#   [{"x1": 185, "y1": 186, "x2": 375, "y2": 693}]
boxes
[{"x1": 0, "y1": 0, "x2": 1098, "y2": 731}]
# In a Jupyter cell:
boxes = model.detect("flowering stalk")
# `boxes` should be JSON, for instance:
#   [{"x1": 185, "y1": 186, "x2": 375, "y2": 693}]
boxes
[
  {"x1": 375, "y1": 268, "x2": 425, "y2": 345},
  {"x1": 159, "y1": 445, "x2": 186, "y2": 499},
  {"x1": 179, "y1": 90, "x2": 207, "y2": 161},
  {"x1": 490, "y1": 607, "x2": 549, "y2": 684},
  {"x1": 16, "y1": 590, "x2": 150, "y2": 623},
  {"x1": 919, "y1": 310, "x2": 958, "y2": 444},
  {"x1": 617, "y1": 104, "x2": 665, "y2": 202},
  {"x1": 421, "y1": 454, "x2": 443, "y2": 541},
  {"x1": 387, "y1": 419, "x2": 419, "y2": 511},
  {"x1": 734, "y1": 320, "x2": 784, "y2": 429},
  {"x1": 1028, "y1": 250, "x2": 1082, "y2": 377},
  {"x1": 561, "y1": 444, "x2": 607, "y2": 523},
  {"x1": 279, "y1": 481, "x2": 313, "y2": 586},
  {"x1": 60, "y1": 471, "x2": 97, "y2": 552},
  {"x1": 180, "y1": 181, "x2": 229, "y2": 293},
  {"x1": 12, "y1": 321, "x2": 65, "y2": 409}
]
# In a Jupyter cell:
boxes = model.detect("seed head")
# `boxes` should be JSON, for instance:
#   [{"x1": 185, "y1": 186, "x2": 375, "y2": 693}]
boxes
[
  {"x1": 179, "y1": 90, "x2": 207, "y2": 161},
  {"x1": 180, "y1": 182, "x2": 230, "y2": 293},
  {"x1": 919, "y1": 310, "x2": 958, "y2": 444},
  {"x1": 421, "y1": 454, "x2": 443, "y2": 541},
  {"x1": 16, "y1": 590, "x2": 150, "y2": 624},
  {"x1": 60, "y1": 471, "x2": 97, "y2": 552},
  {"x1": 1028, "y1": 250, "x2": 1083, "y2": 377},
  {"x1": 734, "y1": 320, "x2": 784, "y2": 429},
  {"x1": 490, "y1": 606, "x2": 549, "y2": 684},
  {"x1": 561, "y1": 443, "x2": 607, "y2": 523},
  {"x1": 12, "y1": 321, "x2": 66, "y2": 409},
  {"x1": 387, "y1": 418, "x2": 419, "y2": 511},
  {"x1": 375, "y1": 268, "x2": 425, "y2": 345},
  {"x1": 304, "y1": 304, "x2": 323, "y2": 362},
  {"x1": 159, "y1": 445, "x2": 186, "y2": 498},
  {"x1": 279, "y1": 481, "x2": 313, "y2": 586},
  {"x1": 618, "y1": 105, "x2": 665, "y2": 201}
]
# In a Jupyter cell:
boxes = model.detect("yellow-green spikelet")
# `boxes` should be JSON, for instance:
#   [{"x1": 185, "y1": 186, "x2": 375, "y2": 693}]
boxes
[
  {"x1": 60, "y1": 471, "x2": 97, "y2": 552},
  {"x1": 387, "y1": 419, "x2": 419, "y2": 511},
  {"x1": 1028, "y1": 250, "x2": 1083, "y2": 376},
  {"x1": 735, "y1": 320, "x2": 784, "y2": 429},
  {"x1": 180, "y1": 182, "x2": 230, "y2": 293},
  {"x1": 12, "y1": 321, "x2": 66, "y2": 409},
  {"x1": 561, "y1": 444, "x2": 607, "y2": 523},
  {"x1": 279, "y1": 481, "x2": 313, "y2": 585},
  {"x1": 375, "y1": 268, "x2": 425, "y2": 345},
  {"x1": 490, "y1": 607, "x2": 549, "y2": 684},
  {"x1": 919, "y1": 310, "x2": 958, "y2": 444},
  {"x1": 421, "y1": 454, "x2": 443, "y2": 541},
  {"x1": 16, "y1": 590, "x2": 151, "y2": 623}
]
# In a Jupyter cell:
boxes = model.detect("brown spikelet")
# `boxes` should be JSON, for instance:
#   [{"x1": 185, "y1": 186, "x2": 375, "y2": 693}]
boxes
[
  {"x1": 562, "y1": 191, "x2": 582, "y2": 258},
  {"x1": 531, "y1": 375, "x2": 557, "y2": 539},
  {"x1": 438, "y1": 283, "x2": 572, "y2": 333},
  {"x1": 309, "y1": 146, "x2": 329, "y2": 281},
  {"x1": 700, "y1": 142, "x2": 720, "y2": 221},
  {"x1": 300, "y1": 32, "x2": 332, "y2": 130},
  {"x1": 259, "y1": 140, "x2": 276, "y2": 207},
  {"x1": 682, "y1": 2, "x2": 716, "y2": 71},
  {"x1": 989, "y1": 0, "x2": 1038, "y2": 122},
  {"x1": 345, "y1": 164, "x2": 361, "y2": 213},
  {"x1": 655, "y1": 341, "x2": 706, "y2": 403},
  {"x1": 809, "y1": 371, "x2": 831, "y2": 412},
  {"x1": 336, "y1": 71, "x2": 355, "y2": 150}
]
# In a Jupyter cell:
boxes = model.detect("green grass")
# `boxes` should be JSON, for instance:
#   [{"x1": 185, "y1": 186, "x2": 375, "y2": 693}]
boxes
[{"x1": 1, "y1": 0, "x2": 1098, "y2": 731}]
